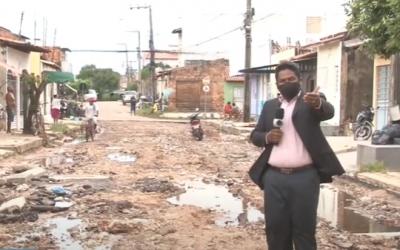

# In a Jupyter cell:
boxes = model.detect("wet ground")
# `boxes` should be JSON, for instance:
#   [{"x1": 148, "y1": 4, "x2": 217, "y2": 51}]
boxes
[{"x1": 0, "y1": 120, "x2": 399, "y2": 249}]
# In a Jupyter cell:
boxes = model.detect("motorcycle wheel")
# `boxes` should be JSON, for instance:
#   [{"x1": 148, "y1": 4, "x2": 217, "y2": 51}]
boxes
[{"x1": 355, "y1": 125, "x2": 372, "y2": 140}]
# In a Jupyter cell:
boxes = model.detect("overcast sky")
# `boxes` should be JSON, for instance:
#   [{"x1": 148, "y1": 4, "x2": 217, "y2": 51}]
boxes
[{"x1": 1, "y1": 0, "x2": 347, "y2": 75}]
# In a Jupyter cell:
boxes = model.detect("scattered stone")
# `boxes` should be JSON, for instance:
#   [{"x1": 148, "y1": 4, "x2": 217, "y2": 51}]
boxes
[
  {"x1": 31, "y1": 205, "x2": 68, "y2": 213},
  {"x1": 16, "y1": 184, "x2": 30, "y2": 192},
  {"x1": 0, "y1": 211, "x2": 38, "y2": 224},
  {"x1": 4, "y1": 167, "x2": 46, "y2": 184},
  {"x1": 55, "y1": 201, "x2": 73, "y2": 209},
  {"x1": 41, "y1": 198, "x2": 55, "y2": 206},
  {"x1": 115, "y1": 200, "x2": 133, "y2": 211},
  {"x1": 0, "y1": 197, "x2": 26, "y2": 213},
  {"x1": 134, "y1": 178, "x2": 181, "y2": 193},
  {"x1": 50, "y1": 174, "x2": 110, "y2": 182},
  {"x1": 158, "y1": 225, "x2": 177, "y2": 236},
  {"x1": 63, "y1": 136, "x2": 74, "y2": 143},
  {"x1": 54, "y1": 197, "x2": 64, "y2": 202},
  {"x1": 334, "y1": 241, "x2": 353, "y2": 249},
  {"x1": 107, "y1": 220, "x2": 142, "y2": 234},
  {"x1": 12, "y1": 165, "x2": 31, "y2": 173},
  {"x1": 0, "y1": 234, "x2": 13, "y2": 241}
]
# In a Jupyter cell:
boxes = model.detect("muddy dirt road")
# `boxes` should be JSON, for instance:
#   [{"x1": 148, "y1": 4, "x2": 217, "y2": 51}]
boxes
[{"x1": 0, "y1": 114, "x2": 399, "y2": 249}]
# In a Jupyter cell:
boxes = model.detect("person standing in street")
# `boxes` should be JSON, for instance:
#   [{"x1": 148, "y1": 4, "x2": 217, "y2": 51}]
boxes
[
  {"x1": 130, "y1": 95, "x2": 137, "y2": 116},
  {"x1": 51, "y1": 94, "x2": 61, "y2": 124},
  {"x1": 249, "y1": 61, "x2": 345, "y2": 250},
  {"x1": 5, "y1": 86, "x2": 16, "y2": 133}
]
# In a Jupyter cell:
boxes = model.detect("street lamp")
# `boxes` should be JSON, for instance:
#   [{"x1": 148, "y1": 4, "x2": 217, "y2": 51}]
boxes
[{"x1": 130, "y1": 5, "x2": 156, "y2": 101}]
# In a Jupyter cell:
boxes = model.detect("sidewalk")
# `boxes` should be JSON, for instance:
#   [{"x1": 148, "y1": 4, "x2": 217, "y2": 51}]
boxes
[
  {"x1": 201, "y1": 118, "x2": 400, "y2": 195},
  {"x1": 0, "y1": 133, "x2": 43, "y2": 159},
  {"x1": 0, "y1": 118, "x2": 82, "y2": 160}
]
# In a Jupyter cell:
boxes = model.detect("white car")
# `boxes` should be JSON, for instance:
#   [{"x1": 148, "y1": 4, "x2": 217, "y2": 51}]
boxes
[
  {"x1": 84, "y1": 89, "x2": 98, "y2": 102},
  {"x1": 122, "y1": 91, "x2": 137, "y2": 105}
]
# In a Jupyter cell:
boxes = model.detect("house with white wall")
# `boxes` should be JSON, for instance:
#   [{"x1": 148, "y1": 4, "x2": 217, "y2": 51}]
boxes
[{"x1": 0, "y1": 28, "x2": 47, "y2": 130}]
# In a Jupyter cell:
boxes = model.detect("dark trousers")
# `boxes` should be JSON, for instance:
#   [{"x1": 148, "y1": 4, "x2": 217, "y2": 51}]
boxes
[
  {"x1": 6, "y1": 106, "x2": 14, "y2": 133},
  {"x1": 262, "y1": 167, "x2": 320, "y2": 250}
]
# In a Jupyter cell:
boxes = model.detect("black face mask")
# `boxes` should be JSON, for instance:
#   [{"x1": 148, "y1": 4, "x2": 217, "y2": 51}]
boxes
[{"x1": 278, "y1": 82, "x2": 300, "y2": 100}]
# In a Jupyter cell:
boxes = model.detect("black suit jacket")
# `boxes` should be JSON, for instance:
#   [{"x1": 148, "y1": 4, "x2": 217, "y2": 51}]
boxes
[{"x1": 249, "y1": 93, "x2": 345, "y2": 190}]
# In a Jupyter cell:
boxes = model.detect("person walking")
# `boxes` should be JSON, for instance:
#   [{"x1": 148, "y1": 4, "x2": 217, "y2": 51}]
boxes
[
  {"x1": 249, "y1": 61, "x2": 345, "y2": 250},
  {"x1": 5, "y1": 86, "x2": 16, "y2": 133}
]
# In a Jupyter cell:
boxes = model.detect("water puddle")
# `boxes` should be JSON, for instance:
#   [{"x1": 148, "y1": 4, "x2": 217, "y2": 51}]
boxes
[
  {"x1": 107, "y1": 153, "x2": 137, "y2": 164},
  {"x1": 318, "y1": 184, "x2": 400, "y2": 233},
  {"x1": 70, "y1": 137, "x2": 86, "y2": 145},
  {"x1": 167, "y1": 180, "x2": 264, "y2": 226},
  {"x1": 47, "y1": 217, "x2": 83, "y2": 250},
  {"x1": 43, "y1": 156, "x2": 74, "y2": 167}
]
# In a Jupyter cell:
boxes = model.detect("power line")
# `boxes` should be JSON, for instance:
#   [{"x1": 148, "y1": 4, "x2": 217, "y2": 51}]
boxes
[
  {"x1": 69, "y1": 49, "x2": 199, "y2": 54},
  {"x1": 187, "y1": 12, "x2": 277, "y2": 48}
]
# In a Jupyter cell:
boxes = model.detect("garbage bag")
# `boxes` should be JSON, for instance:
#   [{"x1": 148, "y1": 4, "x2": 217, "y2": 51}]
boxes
[{"x1": 371, "y1": 130, "x2": 391, "y2": 145}]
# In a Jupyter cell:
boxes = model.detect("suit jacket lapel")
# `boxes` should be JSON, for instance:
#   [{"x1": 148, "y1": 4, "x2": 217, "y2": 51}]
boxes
[{"x1": 292, "y1": 92, "x2": 304, "y2": 119}]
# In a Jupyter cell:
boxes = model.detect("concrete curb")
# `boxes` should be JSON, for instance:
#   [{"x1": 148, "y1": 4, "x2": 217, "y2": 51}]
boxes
[
  {"x1": 0, "y1": 125, "x2": 82, "y2": 161},
  {"x1": 334, "y1": 147, "x2": 358, "y2": 154},
  {"x1": 340, "y1": 174, "x2": 400, "y2": 198}
]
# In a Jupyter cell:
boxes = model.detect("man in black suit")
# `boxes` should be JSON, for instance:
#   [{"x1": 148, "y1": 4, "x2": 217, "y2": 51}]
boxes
[{"x1": 249, "y1": 61, "x2": 344, "y2": 250}]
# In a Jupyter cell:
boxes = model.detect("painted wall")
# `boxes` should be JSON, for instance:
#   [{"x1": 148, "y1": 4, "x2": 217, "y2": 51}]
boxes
[
  {"x1": 7, "y1": 47, "x2": 29, "y2": 73},
  {"x1": 317, "y1": 41, "x2": 342, "y2": 128},
  {"x1": 224, "y1": 82, "x2": 243, "y2": 102}
]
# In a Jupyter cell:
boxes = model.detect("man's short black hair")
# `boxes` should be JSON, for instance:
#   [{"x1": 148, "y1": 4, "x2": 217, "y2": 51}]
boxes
[{"x1": 275, "y1": 61, "x2": 300, "y2": 82}]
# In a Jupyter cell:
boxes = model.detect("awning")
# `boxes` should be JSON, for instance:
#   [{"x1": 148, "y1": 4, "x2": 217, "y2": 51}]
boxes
[
  {"x1": 239, "y1": 64, "x2": 278, "y2": 74},
  {"x1": 43, "y1": 71, "x2": 74, "y2": 83}
]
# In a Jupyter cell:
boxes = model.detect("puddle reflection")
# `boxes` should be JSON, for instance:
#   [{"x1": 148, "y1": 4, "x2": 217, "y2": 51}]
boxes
[
  {"x1": 107, "y1": 153, "x2": 137, "y2": 164},
  {"x1": 167, "y1": 180, "x2": 264, "y2": 226},
  {"x1": 318, "y1": 184, "x2": 400, "y2": 233},
  {"x1": 48, "y1": 217, "x2": 83, "y2": 250}
]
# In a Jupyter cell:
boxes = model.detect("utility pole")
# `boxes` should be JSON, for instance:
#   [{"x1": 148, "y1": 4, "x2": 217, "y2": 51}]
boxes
[
  {"x1": 130, "y1": 5, "x2": 156, "y2": 101},
  {"x1": 243, "y1": 0, "x2": 253, "y2": 122},
  {"x1": 149, "y1": 6, "x2": 156, "y2": 102},
  {"x1": 127, "y1": 31, "x2": 142, "y2": 91}
]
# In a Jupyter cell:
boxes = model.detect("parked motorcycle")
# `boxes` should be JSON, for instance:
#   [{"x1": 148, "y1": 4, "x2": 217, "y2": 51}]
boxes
[
  {"x1": 189, "y1": 111, "x2": 204, "y2": 141},
  {"x1": 353, "y1": 105, "x2": 374, "y2": 140}
]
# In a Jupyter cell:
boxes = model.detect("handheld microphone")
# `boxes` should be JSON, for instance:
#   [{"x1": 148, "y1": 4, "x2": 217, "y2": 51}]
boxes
[{"x1": 273, "y1": 108, "x2": 284, "y2": 128}]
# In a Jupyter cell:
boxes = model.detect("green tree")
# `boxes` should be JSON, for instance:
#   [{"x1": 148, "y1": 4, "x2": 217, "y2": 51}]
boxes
[
  {"x1": 346, "y1": 0, "x2": 400, "y2": 57},
  {"x1": 77, "y1": 65, "x2": 120, "y2": 98}
]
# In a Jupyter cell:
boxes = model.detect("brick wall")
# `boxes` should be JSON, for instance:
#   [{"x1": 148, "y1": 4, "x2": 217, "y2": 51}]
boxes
[{"x1": 166, "y1": 59, "x2": 229, "y2": 112}]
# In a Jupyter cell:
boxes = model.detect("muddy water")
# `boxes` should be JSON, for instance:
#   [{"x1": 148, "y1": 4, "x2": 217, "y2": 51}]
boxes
[
  {"x1": 168, "y1": 180, "x2": 264, "y2": 226},
  {"x1": 47, "y1": 218, "x2": 83, "y2": 250},
  {"x1": 318, "y1": 184, "x2": 400, "y2": 233}
]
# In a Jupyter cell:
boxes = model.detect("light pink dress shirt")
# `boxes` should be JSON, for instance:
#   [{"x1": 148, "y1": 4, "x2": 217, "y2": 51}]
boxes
[{"x1": 268, "y1": 96, "x2": 313, "y2": 168}]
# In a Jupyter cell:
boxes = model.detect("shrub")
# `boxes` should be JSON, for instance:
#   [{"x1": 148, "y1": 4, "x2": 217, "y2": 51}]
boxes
[{"x1": 360, "y1": 161, "x2": 386, "y2": 173}]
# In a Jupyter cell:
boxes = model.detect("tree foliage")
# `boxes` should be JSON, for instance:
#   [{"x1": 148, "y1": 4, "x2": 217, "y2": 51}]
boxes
[
  {"x1": 77, "y1": 65, "x2": 120, "y2": 94},
  {"x1": 346, "y1": 0, "x2": 400, "y2": 57}
]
